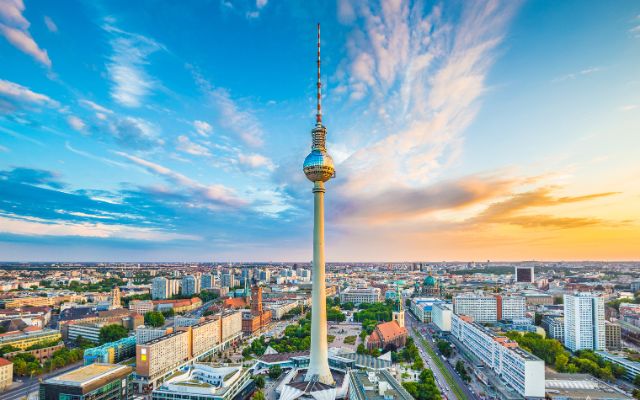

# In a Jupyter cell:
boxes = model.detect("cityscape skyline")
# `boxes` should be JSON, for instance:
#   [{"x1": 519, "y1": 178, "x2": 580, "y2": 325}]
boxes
[{"x1": 1, "y1": 0, "x2": 639, "y2": 262}]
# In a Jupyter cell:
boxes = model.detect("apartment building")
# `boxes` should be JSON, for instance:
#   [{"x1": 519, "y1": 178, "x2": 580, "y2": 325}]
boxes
[
  {"x1": 136, "y1": 331, "x2": 192, "y2": 379},
  {"x1": 453, "y1": 293, "x2": 497, "y2": 323},
  {"x1": 432, "y1": 302, "x2": 453, "y2": 332},
  {"x1": 0, "y1": 328, "x2": 61, "y2": 350},
  {"x1": 564, "y1": 293, "x2": 605, "y2": 352},
  {"x1": 497, "y1": 295, "x2": 526, "y2": 320},
  {"x1": 135, "y1": 326, "x2": 172, "y2": 344},
  {"x1": 152, "y1": 277, "x2": 169, "y2": 300},
  {"x1": 182, "y1": 275, "x2": 201, "y2": 296},
  {"x1": 451, "y1": 313, "x2": 545, "y2": 398}
]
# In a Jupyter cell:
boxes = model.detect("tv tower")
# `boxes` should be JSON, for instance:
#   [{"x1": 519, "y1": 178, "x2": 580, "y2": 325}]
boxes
[{"x1": 303, "y1": 23, "x2": 335, "y2": 385}]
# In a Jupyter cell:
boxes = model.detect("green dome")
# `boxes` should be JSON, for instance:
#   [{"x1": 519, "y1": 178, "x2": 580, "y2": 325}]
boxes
[{"x1": 424, "y1": 275, "x2": 436, "y2": 286}]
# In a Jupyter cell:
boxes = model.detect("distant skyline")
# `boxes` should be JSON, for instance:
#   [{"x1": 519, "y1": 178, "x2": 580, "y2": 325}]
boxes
[{"x1": 0, "y1": 0, "x2": 639, "y2": 262}]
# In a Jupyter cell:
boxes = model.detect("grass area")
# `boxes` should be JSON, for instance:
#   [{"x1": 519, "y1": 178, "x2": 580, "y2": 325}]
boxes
[
  {"x1": 413, "y1": 328, "x2": 468, "y2": 400},
  {"x1": 344, "y1": 335, "x2": 357, "y2": 345},
  {"x1": 327, "y1": 335, "x2": 335, "y2": 343}
]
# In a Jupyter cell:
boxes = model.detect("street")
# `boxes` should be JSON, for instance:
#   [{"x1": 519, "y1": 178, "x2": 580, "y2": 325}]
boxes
[{"x1": 406, "y1": 312, "x2": 478, "y2": 400}]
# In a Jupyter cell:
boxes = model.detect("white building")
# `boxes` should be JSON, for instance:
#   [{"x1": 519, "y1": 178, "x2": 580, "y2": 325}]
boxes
[
  {"x1": 453, "y1": 293, "x2": 497, "y2": 323},
  {"x1": 152, "y1": 277, "x2": 169, "y2": 300},
  {"x1": 499, "y1": 296, "x2": 526, "y2": 320},
  {"x1": 409, "y1": 297, "x2": 438, "y2": 323},
  {"x1": 339, "y1": 287, "x2": 381, "y2": 305},
  {"x1": 564, "y1": 293, "x2": 605, "y2": 352},
  {"x1": 452, "y1": 314, "x2": 545, "y2": 398},
  {"x1": 432, "y1": 302, "x2": 453, "y2": 332}
]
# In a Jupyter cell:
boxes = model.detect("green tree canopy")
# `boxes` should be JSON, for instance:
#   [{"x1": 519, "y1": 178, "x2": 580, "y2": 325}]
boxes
[
  {"x1": 99, "y1": 324, "x2": 129, "y2": 344},
  {"x1": 144, "y1": 311, "x2": 165, "y2": 327}
]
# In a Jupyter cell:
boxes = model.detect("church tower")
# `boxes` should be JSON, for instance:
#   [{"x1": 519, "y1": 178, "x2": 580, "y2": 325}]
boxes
[{"x1": 392, "y1": 284, "x2": 405, "y2": 328}]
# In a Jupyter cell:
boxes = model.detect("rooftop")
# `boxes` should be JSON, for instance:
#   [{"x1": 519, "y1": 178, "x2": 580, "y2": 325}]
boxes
[{"x1": 46, "y1": 363, "x2": 132, "y2": 393}]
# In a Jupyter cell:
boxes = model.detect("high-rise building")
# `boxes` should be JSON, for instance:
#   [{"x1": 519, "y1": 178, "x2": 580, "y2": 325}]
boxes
[
  {"x1": 221, "y1": 273, "x2": 235, "y2": 289},
  {"x1": 564, "y1": 293, "x2": 605, "y2": 352},
  {"x1": 201, "y1": 274, "x2": 214, "y2": 289},
  {"x1": 152, "y1": 277, "x2": 169, "y2": 300},
  {"x1": 542, "y1": 315, "x2": 564, "y2": 343},
  {"x1": 515, "y1": 266, "x2": 534, "y2": 283},
  {"x1": 302, "y1": 23, "x2": 335, "y2": 386},
  {"x1": 182, "y1": 275, "x2": 200, "y2": 296},
  {"x1": 39, "y1": 363, "x2": 133, "y2": 400}
]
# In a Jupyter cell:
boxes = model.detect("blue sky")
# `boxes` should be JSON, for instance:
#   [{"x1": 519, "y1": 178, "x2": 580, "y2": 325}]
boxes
[{"x1": 0, "y1": 0, "x2": 639, "y2": 262}]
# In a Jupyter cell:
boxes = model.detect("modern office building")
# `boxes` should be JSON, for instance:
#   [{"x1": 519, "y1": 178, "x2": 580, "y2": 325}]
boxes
[
  {"x1": 453, "y1": 293, "x2": 498, "y2": 323},
  {"x1": 605, "y1": 321, "x2": 622, "y2": 351},
  {"x1": 515, "y1": 266, "x2": 534, "y2": 283},
  {"x1": 83, "y1": 336, "x2": 137, "y2": 365},
  {"x1": 151, "y1": 277, "x2": 169, "y2": 300},
  {"x1": 182, "y1": 275, "x2": 201, "y2": 296},
  {"x1": 564, "y1": 293, "x2": 605, "y2": 352},
  {"x1": 152, "y1": 363, "x2": 253, "y2": 400},
  {"x1": 432, "y1": 302, "x2": 453, "y2": 332},
  {"x1": 39, "y1": 363, "x2": 133, "y2": 400},
  {"x1": 347, "y1": 369, "x2": 413, "y2": 400},
  {"x1": 339, "y1": 287, "x2": 381, "y2": 305},
  {"x1": 0, "y1": 357, "x2": 13, "y2": 391},
  {"x1": 451, "y1": 313, "x2": 545, "y2": 397},
  {"x1": 67, "y1": 323, "x2": 105, "y2": 344}
]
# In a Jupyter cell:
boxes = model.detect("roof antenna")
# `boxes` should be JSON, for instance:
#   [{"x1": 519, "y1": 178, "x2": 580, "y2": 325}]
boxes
[{"x1": 316, "y1": 23, "x2": 322, "y2": 125}]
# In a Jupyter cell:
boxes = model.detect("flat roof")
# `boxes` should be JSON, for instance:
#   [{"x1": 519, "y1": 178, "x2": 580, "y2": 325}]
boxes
[{"x1": 46, "y1": 363, "x2": 132, "y2": 392}]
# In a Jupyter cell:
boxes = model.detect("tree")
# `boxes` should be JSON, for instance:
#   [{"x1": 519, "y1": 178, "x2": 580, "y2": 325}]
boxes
[
  {"x1": 634, "y1": 374, "x2": 640, "y2": 387},
  {"x1": 436, "y1": 340, "x2": 452, "y2": 357},
  {"x1": 412, "y1": 358, "x2": 424, "y2": 371},
  {"x1": 99, "y1": 324, "x2": 129, "y2": 344},
  {"x1": 555, "y1": 353, "x2": 569, "y2": 371},
  {"x1": 254, "y1": 375, "x2": 266, "y2": 389},
  {"x1": 268, "y1": 365, "x2": 282, "y2": 380},
  {"x1": 161, "y1": 308, "x2": 175, "y2": 317},
  {"x1": 253, "y1": 390, "x2": 266, "y2": 400},
  {"x1": 357, "y1": 344, "x2": 366, "y2": 354},
  {"x1": 144, "y1": 311, "x2": 165, "y2": 327}
]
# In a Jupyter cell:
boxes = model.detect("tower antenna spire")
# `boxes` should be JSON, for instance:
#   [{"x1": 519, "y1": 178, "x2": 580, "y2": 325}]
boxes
[{"x1": 316, "y1": 22, "x2": 322, "y2": 125}]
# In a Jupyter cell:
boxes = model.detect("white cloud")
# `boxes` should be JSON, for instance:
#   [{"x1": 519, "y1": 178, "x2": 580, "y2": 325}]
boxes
[
  {"x1": 104, "y1": 22, "x2": 163, "y2": 107},
  {"x1": 0, "y1": 144, "x2": 8, "y2": 152},
  {"x1": 117, "y1": 152, "x2": 247, "y2": 207},
  {"x1": 0, "y1": 214, "x2": 199, "y2": 241},
  {"x1": 256, "y1": 0, "x2": 268, "y2": 9},
  {"x1": 620, "y1": 104, "x2": 638, "y2": 112},
  {"x1": 0, "y1": 0, "x2": 51, "y2": 67},
  {"x1": 238, "y1": 153, "x2": 274, "y2": 170},
  {"x1": 211, "y1": 88, "x2": 264, "y2": 147},
  {"x1": 176, "y1": 135, "x2": 211, "y2": 156},
  {"x1": 0, "y1": 79, "x2": 59, "y2": 107},
  {"x1": 43, "y1": 16, "x2": 57, "y2": 33},
  {"x1": 193, "y1": 120, "x2": 213, "y2": 136},
  {"x1": 67, "y1": 115, "x2": 86, "y2": 132},
  {"x1": 80, "y1": 99, "x2": 113, "y2": 114},
  {"x1": 337, "y1": 1, "x2": 519, "y2": 199}
]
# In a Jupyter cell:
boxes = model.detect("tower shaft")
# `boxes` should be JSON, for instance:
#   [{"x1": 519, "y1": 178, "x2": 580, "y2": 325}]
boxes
[{"x1": 305, "y1": 181, "x2": 333, "y2": 384}]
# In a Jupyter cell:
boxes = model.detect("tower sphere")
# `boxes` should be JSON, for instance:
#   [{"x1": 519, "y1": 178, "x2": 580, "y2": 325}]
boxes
[{"x1": 303, "y1": 148, "x2": 335, "y2": 182}]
